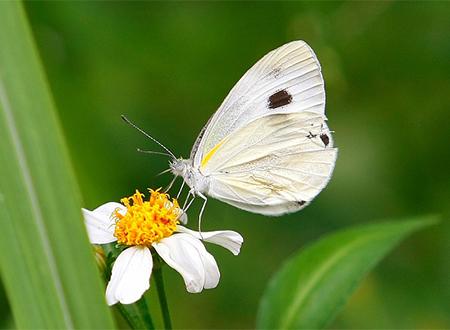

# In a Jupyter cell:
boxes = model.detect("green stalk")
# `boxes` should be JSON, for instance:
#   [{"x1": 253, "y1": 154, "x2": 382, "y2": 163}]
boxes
[
  {"x1": 117, "y1": 298, "x2": 155, "y2": 330},
  {"x1": 153, "y1": 259, "x2": 173, "y2": 329}
]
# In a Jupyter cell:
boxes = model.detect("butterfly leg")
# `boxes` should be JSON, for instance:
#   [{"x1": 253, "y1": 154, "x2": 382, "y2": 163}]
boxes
[
  {"x1": 176, "y1": 179, "x2": 185, "y2": 199},
  {"x1": 183, "y1": 190, "x2": 195, "y2": 210},
  {"x1": 178, "y1": 190, "x2": 195, "y2": 224},
  {"x1": 164, "y1": 175, "x2": 177, "y2": 193},
  {"x1": 184, "y1": 194, "x2": 196, "y2": 213},
  {"x1": 197, "y1": 192, "x2": 208, "y2": 238}
]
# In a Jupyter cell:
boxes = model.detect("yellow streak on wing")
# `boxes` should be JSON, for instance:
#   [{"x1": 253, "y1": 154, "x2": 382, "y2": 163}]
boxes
[{"x1": 201, "y1": 139, "x2": 226, "y2": 169}]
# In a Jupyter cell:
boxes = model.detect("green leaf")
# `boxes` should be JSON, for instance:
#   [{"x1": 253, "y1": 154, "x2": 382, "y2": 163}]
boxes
[
  {"x1": 256, "y1": 216, "x2": 439, "y2": 329},
  {"x1": 0, "y1": 2, "x2": 115, "y2": 328}
]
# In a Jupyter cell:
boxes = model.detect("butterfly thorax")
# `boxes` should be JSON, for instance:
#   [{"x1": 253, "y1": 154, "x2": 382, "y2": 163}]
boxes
[{"x1": 170, "y1": 158, "x2": 210, "y2": 195}]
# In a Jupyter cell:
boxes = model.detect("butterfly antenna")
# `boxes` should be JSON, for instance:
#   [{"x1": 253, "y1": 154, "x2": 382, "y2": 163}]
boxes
[
  {"x1": 121, "y1": 115, "x2": 176, "y2": 159},
  {"x1": 137, "y1": 148, "x2": 172, "y2": 157}
]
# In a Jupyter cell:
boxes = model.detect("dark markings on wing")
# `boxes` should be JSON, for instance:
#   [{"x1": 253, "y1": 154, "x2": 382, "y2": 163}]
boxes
[
  {"x1": 306, "y1": 131, "x2": 317, "y2": 139},
  {"x1": 271, "y1": 67, "x2": 281, "y2": 78},
  {"x1": 268, "y1": 90, "x2": 292, "y2": 109},
  {"x1": 296, "y1": 200, "x2": 307, "y2": 206},
  {"x1": 320, "y1": 133, "x2": 329, "y2": 146}
]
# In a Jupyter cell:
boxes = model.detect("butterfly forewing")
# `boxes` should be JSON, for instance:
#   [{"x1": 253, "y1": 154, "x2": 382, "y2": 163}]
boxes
[{"x1": 192, "y1": 40, "x2": 325, "y2": 168}]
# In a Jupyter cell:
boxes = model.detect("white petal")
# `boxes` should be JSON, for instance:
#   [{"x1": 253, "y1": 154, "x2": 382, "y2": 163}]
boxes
[
  {"x1": 177, "y1": 226, "x2": 244, "y2": 256},
  {"x1": 82, "y1": 202, "x2": 125, "y2": 244},
  {"x1": 197, "y1": 244, "x2": 221, "y2": 289},
  {"x1": 105, "y1": 246, "x2": 153, "y2": 305},
  {"x1": 153, "y1": 233, "x2": 220, "y2": 292}
]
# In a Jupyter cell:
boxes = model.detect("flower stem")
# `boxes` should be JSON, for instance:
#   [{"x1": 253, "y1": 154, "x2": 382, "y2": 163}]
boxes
[
  {"x1": 118, "y1": 297, "x2": 155, "y2": 330},
  {"x1": 153, "y1": 261, "x2": 172, "y2": 329}
]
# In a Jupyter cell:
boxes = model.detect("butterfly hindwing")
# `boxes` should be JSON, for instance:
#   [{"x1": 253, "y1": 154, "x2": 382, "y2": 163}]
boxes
[{"x1": 199, "y1": 112, "x2": 336, "y2": 215}]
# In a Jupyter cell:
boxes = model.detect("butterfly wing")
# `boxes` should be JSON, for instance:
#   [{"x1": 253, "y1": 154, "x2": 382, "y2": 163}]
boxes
[
  {"x1": 189, "y1": 40, "x2": 336, "y2": 215},
  {"x1": 191, "y1": 40, "x2": 325, "y2": 165},
  {"x1": 200, "y1": 111, "x2": 337, "y2": 215}
]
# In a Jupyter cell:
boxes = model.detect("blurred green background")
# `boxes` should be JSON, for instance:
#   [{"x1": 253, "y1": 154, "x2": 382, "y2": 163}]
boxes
[{"x1": 2, "y1": 2, "x2": 449, "y2": 329}]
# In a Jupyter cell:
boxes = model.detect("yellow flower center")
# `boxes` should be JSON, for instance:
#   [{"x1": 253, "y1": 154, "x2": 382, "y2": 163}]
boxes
[{"x1": 114, "y1": 189, "x2": 181, "y2": 246}]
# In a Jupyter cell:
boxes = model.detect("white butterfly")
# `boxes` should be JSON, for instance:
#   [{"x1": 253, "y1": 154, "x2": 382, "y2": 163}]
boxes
[{"x1": 126, "y1": 40, "x2": 337, "y2": 222}]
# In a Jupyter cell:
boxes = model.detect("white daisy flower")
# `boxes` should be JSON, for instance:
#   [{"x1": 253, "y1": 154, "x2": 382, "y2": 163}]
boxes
[{"x1": 82, "y1": 189, "x2": 243, "y2": 305}]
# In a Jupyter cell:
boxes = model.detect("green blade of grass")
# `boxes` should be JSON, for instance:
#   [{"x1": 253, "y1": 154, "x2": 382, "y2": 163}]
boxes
[
  {"x1": 0, "y1": 2, "x2": 115, "y2": 328},
  {"x1": 256, "y1": 215, "x2": 439, "y2": 329}
]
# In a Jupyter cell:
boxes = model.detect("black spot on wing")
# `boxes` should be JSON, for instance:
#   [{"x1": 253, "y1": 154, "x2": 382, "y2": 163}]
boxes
[
  {"x1": 268, "y1": 90, "x2": 292, "y2": 109},
  {"x1": 296, "y1": 200, "x2": 306, "y2": 206},
  {"x1": 320, "y1": 133, "x2": 329, "y2": 146}
]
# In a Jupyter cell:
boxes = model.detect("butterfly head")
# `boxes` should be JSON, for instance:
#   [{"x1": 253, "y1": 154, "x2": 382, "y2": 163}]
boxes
[
  {"x1": 169, "y1": 158, "x2": 192, "y2": 178},
  {"x1": 169, "y1": 158, "x2": 209, "y2": 194}
]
